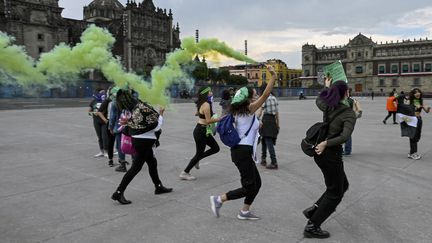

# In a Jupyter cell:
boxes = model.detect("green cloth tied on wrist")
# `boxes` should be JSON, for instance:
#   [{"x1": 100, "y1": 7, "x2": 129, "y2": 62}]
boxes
[{"x1": 206, "y1": 114, "x2": 218, "y2": 137}]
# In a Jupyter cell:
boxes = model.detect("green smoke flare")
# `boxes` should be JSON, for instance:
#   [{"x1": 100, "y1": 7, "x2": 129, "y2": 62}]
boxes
[{"x1": 0, "y1": 25, "x2": 256, "y2": 105}]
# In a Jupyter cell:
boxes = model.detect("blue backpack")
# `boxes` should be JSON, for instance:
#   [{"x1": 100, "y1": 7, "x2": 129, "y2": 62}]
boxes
[{"x1": 217, "y1": 114, "x2": 255, "y2": 147}]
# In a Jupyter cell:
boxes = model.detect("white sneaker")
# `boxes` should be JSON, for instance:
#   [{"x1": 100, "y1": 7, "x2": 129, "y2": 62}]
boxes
[
  {"x1": 113, "y1": 151, "x2": 118, "y2": 156},
  {"x1": 179, "y1": 171, "x2": 196, "y2": 181},
  {"x1": 94, "y1": 152, "x2": 104, "y2": 158},
  {"x1": 408, "y1": 153, "x2": 421, "y2": 160}
]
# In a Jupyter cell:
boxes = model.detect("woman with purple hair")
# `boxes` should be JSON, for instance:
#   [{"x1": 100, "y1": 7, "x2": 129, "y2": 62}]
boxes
[{"x1": 302, "y1": 78, "x2": 357, "y2": 239}]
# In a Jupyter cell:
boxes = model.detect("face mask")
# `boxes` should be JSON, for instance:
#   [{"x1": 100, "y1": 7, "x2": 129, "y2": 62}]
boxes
[{"x1": 207, "y1": 95, "x2": 214, "y2": 103}]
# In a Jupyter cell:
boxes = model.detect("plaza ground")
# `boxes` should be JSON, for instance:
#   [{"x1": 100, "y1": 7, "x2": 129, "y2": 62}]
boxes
[{"x1": 0, "y1": 97, "x2": 431, "y2": 243}]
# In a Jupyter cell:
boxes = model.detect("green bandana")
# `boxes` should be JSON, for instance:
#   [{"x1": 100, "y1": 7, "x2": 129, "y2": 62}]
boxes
[
  {"x1": 340, "y1": 99, "x2": 350, "y2": 107},
  {"x1": 110, "y1": 86, "x2": 120, "y2": 97},
  {"x1": 231, "y1": 87, "x2": 249, "y2": 105},
  {"x1": 200, "y1": 87, "x2": 211, "y2": 95}
]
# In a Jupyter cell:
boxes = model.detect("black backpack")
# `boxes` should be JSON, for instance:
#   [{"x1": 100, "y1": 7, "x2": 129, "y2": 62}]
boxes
[
  {"x1": 128, "y1": 102, "x2": 160, "y2": 135},
  {"x1": 301, "y1": 107, "x2": 349, "y2": 157}
]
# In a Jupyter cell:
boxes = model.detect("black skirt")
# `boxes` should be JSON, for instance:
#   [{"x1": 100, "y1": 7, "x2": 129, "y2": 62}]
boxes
[{"x1": 259, "y1": 114, "x2": 278, "y2": 138}]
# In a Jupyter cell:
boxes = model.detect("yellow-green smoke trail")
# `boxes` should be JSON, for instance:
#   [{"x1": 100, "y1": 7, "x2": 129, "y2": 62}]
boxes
[
  {"x1": 0, "y1": 25, "x2": 256, "y2": 105},
  {"x1": 0, "y1": 32, "x2": 46, "y2": 85}
]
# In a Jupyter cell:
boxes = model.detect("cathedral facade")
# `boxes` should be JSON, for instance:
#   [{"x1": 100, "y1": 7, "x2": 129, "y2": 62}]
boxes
[{"x1": 0, "y1": 0, "x2": 181, "y2": 76}]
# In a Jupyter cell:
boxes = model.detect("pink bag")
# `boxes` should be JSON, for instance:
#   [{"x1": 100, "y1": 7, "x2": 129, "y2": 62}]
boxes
[{"x1": 121, "y1": 134, "x2": 136, "y2": 156}]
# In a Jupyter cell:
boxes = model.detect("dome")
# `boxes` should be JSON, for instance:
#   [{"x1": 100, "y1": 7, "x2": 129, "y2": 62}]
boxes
[{"x1": 88, "y1": 0, "x2": 124, "y2": 9}]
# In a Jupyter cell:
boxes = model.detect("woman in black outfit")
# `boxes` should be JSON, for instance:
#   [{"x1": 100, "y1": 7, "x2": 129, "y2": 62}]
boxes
[
  {"x1": 302, "y1": 79, "x2": 357, "y2": 239},
  {"x1": 407, "y1": 88, "x2": 430, "y2": 160},
  {"x1": 111, "y1": 90, "x2": 172, "y2": 205},
  {"x1": 179, "y1": 87, "x2": 221, "y2": 181}
]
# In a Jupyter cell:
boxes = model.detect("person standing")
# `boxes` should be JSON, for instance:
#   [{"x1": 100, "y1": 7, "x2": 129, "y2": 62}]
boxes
[
  {"x1": 88, "y1": 89, "x2": 108, "y2": 158},
  {"x1": 302, "y1": 78, "x2": 357, "y2": 239},
  {"x1": 111, "y1": 90, "x2": 172, "y2": 205},
  {"x1": 209, "y1": 65, "x2": 276, "y2": 220},
  {"x1": 343, "y1": 88, "x2": 362, "y2": 156},
  {"x1": 383, "y1": 92, "x2": 398, "y2": 124},
  {"x1": 219, "y1": 89, "x2": 232, "y2": 116},
  {"x1": 407, "y1": 88, "x2": 430, "y2": 160},
  {"x1": 179, "y1": 87, "x2": 221, "y2": 180},
  {"x1": 259, "y1": 91, "x2": 279, "y2": 169}
]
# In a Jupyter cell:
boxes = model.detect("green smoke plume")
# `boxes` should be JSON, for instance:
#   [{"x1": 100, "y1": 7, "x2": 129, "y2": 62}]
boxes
[
  {"x1": 0, "y1": 32, "x2": 46, "y2": 86},
  {"x1": 0, "y1": 25, "x2": 256, "y2": 105}
]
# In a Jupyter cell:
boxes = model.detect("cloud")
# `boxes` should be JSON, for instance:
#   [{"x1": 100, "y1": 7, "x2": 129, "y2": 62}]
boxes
[{"x1": 58, "y1": 0, "x2": 432, "y2": 68}]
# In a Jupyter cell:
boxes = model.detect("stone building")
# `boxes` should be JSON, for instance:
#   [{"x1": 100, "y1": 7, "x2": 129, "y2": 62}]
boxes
[
  {"x1": 0, "y1": 0, "x2": 181, "y2": 75},
  {"x1": 302, "y1": 33, "x2": 432, "y2": 93}
]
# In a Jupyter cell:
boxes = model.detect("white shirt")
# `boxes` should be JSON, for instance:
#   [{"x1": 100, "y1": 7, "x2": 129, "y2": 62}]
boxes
[
  {"x1": 132, "y1": 116, "x2": 164, "y2": 139},
  {"x1": 235, "y1": 114, "x2": 259, "y2": 146}
]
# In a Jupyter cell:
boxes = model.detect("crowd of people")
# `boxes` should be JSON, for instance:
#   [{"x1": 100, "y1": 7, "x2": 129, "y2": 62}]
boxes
[{"x1": 87, "y1": 65, "x2": 429, "y2": 239}]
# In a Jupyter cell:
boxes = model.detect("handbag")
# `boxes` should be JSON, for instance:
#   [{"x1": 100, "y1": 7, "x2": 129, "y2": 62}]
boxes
[{"x1": 120, "y1": 134, "x2": 137, "y2": 156}]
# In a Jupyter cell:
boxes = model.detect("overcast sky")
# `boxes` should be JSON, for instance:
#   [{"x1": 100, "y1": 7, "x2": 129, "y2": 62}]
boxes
[{"x1": 59, "y1": 0, "x2": 432, "y2": 68}]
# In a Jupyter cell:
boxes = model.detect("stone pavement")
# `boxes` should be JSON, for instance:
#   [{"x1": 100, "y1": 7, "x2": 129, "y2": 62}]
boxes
[{"x1": 0, "y1": 97, "x2": 431, "y2": 243}]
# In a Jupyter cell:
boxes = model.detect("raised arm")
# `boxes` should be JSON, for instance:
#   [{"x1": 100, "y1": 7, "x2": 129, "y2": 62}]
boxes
[{"x1": 249, "y1": 65, "x2": 277, "y2": 113}]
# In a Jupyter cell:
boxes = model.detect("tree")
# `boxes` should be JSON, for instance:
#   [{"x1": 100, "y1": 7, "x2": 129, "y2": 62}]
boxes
[
  {"x1": 226, "y1": 75, "x2": 248, "y2": 86},
  {"x1": 191, "y1": 61, "x2": 208, "y2": 82}
]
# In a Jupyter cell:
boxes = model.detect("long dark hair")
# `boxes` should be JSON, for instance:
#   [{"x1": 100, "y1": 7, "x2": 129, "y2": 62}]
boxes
[
  {"x1": 116, "y1": 89, "x2": 138, "y2": 111},
  {"x1": 229, "y1": 87, "x2": 254, "y2": 116},
  {"x1": 195, "y1": 87, "x2": 213, "y2": 116},
  {"x1": 409, "y1": 88, "x2": 423, "y2": 106},
  {"x1": 319, "y1": 80, "x2": 348, "y2": 108}
]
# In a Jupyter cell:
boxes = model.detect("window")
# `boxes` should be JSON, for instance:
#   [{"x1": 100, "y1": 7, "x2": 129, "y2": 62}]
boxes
[
  {"x1": 392, "y1": 79, "x2": 399, "y2": 87},
  {"x1": 378, "y1": 65, "x2": 385, "y2": 74},
  {"x1": 358, "y1": 52, "x2": 361, "y2": 57},
  {"x1": 413, "y1": 64, "x2": 420, "y2": 72},
  {"x1": 425, "y1": 63, "x2": 432, "y2": 72},
  {"x1": 379, "y1": 79, "x2": 385, "y2": 87},
  {"x1": 247, "y1": 73, "x2": 250, "y2": 79},
  {"x1": 356, "y1": 66, "x2": 363, "y2": 73},
  {"x1": 391, "y1": 65, "x2": 398, "y2": 73},
  {"x1": 255, "y1": 73, "x2": 258, "y2": 78},
  {"x1": 402, "y1": 64, "x2": 409, "y2": 73},
  {"x1": 262, "y1": 72, "x2": 266, "y2": 80},
  {"x1": 304, "y1": 70, "x2": 310, "y2": 77},
  {"x1": 413, "y1": 78, "x2": 421, "y2": 86},
  {"x1": 38, "y1": 47, "x2": 44, "y2": 54},
  {"x1": 37, "y1": 34, "x2": 44, "y2": 41}
]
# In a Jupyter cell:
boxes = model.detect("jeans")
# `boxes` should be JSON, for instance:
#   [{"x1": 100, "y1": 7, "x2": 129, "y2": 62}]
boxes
[
  {"x1": 184, "y1": 124, "x2": 220, "y2": 173},
  {"x1": 226, "y1": 145, "x2": 262, "y2": 205},
  {"x1": 310, "y1": 146, "x2": 349, "y2": 227},
  {"x1": 261, "y1": 137, "x2": 277, "y2": 164},
  {"x1": 344, "y1": 136, "x2": 352, "y2": 155},
  {"x1": 115, "y1": 133, "x2": 126, "y2": 161},
  {"x1": 410, "y1": 117, "x2": 423, "y2": 154},
  {"x1": 93, "y1": 117, "x2": 108, "y2": 151},
  {"x1": 117, "y1": 138, "x2": 162, "y2": 193}
]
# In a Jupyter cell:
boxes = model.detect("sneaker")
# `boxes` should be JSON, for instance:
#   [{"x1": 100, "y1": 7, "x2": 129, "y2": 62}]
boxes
[
  {"x1": 393, "y1": 122, "x2": 398, "y2": 124},
  {"x1": 260, "y1": 159, "x2": 267, "y2": 167},
  {"x1": 408, "y1": 153, "x2": 421, "y2": 160},
  {"x1": 210, "y1": 196, "x2": 222, "y2": 218},
  {"x1": 179, "y1": 171, "x2": 196, "y2": 181},
  {"x1": 94, "y1": 152, "x2": 104, "y2": 158},
  {"x1": 113, "y1": 151, "x2": 118, "y2": 156},
  {"x1": 194, "y1": 162, "x2": 200, "y2": 170},
  {"x1": 382, "y1": 120, "x2": 386, "y2": 124},
  {"x1": 342, "y1": 152, "x2": 351, "y2": 156},
  {"x1": 237, "y1": 211, "x2": 260, "y2": 220},
  {"x1": 155, "y1": 184, "x2": 173, "y2": 195},
  {"x1": 108, "y1": 160, "x2": 114, "y2": 167}
]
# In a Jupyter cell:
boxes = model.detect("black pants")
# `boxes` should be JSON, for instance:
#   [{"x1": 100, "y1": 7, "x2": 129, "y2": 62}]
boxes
[
  {"x1": 226, "y1": 145, "x2": 261, "y2": 205},
  {"x1": 384, "y1": 111, "x2": 397, "y2": 123},
  {"x1": 93, "y1": 117, "x2": 108, "y2": 151},
  {"x1": 117, "y1": 138, "x2": 161, "y2": 193},
  {"x1": 106, "y1": 126, "x2": 116, "y2": 160},
  {"x1": 410, "y1": 117, "x2": 423, "y2": 154},
  {"x1": 310, "y1": 146, "x2": 349, "y2": 227},
  {"x1": 184, "y1": 124, "x2": 220, "y2": 173}
]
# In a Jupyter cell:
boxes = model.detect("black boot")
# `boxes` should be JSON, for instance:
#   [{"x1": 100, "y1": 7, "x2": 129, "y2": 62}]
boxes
[
  {"x1": 304, "y1": 220, "x2": 330, "y2": 239},
  {"x1": 302, "y1": 204, "x2": 317, "y2": 219},
  {"x1": 155, "y1": 184, "x2": 173, "y2": 195},
  {"x1": 115, "y1": 161, "x2": 128, "y2": 172},
  {"x1": 111, "y1": 191, "x2": 131, "y2": 205},
  {"x1": 108, "y1": 159, "x2": 114, "y2": 167}
]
